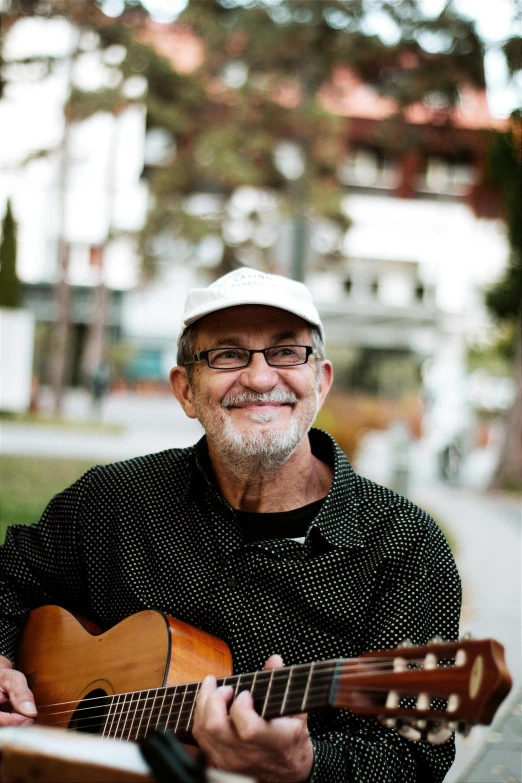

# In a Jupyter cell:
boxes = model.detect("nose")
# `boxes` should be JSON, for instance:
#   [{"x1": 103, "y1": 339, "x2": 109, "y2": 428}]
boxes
[{"x1": 238, "y1": 351, "x2": 280, "y2": 392}]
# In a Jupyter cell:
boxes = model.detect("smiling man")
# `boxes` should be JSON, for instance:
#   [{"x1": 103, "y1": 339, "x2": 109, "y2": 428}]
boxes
[{"x1": 0, "y1": 267, "x2": 461, "y2": 783}]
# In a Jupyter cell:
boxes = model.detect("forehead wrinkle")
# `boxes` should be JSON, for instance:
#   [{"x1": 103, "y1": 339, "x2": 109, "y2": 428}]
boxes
[{"x1": 211, "y1": 330, "x2": 301, "y2": 349}]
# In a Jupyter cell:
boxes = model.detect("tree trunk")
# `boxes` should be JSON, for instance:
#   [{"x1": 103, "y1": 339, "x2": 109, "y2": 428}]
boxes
[
  {"x1": 489, "y1": 315, "x2": 522, "y2": 492},
  {"x1": 81, "y1": 278, "x2": 110, "y2": 383},
  {"x1": 50, "y1": 27, "x2": 79, "y2": 415},
  {"x1": 49, "y1": 238, "x2": 71, "y2": 414}
]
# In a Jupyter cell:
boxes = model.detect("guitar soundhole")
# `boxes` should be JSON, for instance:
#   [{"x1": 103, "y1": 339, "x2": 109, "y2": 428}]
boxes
[{"x1": 69, "y1": 688, "x2": 108, "y2": 734}]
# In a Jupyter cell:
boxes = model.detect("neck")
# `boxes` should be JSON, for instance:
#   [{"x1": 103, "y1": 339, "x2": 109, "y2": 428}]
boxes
[
  {"x1": 101, "y1": 660, "x2": 340, "y2": 742},
  {"x1": 207, "y1": 436, "x2": 332, "y2": 512}
]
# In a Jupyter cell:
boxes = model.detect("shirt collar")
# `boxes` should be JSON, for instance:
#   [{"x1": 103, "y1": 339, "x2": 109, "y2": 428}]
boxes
[
  {"x1": 307, "y1": 428, "x2": 364, "y2": 549},
  {"x1": 189, "y1": 428, "x2": 364, "y2": 550}
]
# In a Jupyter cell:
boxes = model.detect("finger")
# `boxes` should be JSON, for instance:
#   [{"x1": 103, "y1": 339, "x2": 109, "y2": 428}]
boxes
[
  {"x1": 0, "y1": 671, "x2": 37, "y2": 717},
  {"x1": 263, "y1": 654, "x2": 284, "y2": 670},
  {"x1": 229, "y1": 689, "x2": 265, "y2": 741},
  {"x1": 195, "y1": 674, "x2": 217, "y2": 713},
  {"x1": 0, "y1": 711, "x2": 34, "y2": 727}
]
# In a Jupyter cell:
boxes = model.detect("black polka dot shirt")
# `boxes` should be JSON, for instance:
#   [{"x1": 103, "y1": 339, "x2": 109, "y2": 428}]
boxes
[{"x1": 0, "y1": 429, "x2": 461, "y2": 782}]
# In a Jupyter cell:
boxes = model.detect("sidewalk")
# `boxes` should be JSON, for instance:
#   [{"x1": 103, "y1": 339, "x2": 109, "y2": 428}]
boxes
[{"x1": 356, "y1": 431, "x2": 521, "y2": 783}]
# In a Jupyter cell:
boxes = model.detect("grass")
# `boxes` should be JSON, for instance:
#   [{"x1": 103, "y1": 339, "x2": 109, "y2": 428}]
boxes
[
  {"x1": 0, "y1": 411, "x2": 124, "y2": 434},
  {"x1": 0, "y1": 456, "x2": 106, "y2": 544}
]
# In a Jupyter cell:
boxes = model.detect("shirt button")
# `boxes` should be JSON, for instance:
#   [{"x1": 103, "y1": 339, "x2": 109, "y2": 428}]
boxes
[{"x1": 227, "y1": 576, "x2": 237, "y2": 588}]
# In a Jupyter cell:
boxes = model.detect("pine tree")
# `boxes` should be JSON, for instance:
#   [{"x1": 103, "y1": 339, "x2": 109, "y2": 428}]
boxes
[{"x1": 0, "y1": 200, "x2": 22, "y2": 309}]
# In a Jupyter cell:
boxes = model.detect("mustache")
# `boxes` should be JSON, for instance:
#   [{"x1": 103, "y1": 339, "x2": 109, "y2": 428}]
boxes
[{"x1": 221, "y1": 389, "x2": 298, "y2": 408}]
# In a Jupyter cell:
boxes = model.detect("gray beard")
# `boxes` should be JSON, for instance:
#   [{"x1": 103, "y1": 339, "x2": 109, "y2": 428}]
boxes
[{"x1": 193, "y1": 388, "x2": 319, "y2": 478}]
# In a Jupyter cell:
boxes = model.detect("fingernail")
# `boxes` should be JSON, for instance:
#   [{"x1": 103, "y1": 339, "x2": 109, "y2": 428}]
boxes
[
  {"x1": 22, "y1": 718, "x2": 34, "y2": 726},
  {"x1": 21, "y1": 701, "x2": 37, "y2": 715}
]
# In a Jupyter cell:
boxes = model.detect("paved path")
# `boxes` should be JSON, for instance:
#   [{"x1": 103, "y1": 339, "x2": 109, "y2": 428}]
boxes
[
  {"x1": 1, "y1": 390, "x2": 204, "y2": 459},
  {"x1": 356, "y1": 430, "x2": 521, "y2": 783}
]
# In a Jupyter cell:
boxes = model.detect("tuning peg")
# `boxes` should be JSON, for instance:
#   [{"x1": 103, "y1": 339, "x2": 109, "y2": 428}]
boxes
[
  {"x1": 427, "y1": 725, "x2": 454, "y2": 745},
  {"x1": 460, "y1": 632, "x2": 474, "y2": 641},
  {"x1": 428, "y1": 635, "x2": 443, "y2": 644},
  {"x1": 396, "y1": 723, "x2": 422, "y2": 742},
  {"x1": 379, "y1": 717, "x2": 397, "y2": 729},
  {"x1": 398, "y1": 639, "x2": 413, "y2": 648}
]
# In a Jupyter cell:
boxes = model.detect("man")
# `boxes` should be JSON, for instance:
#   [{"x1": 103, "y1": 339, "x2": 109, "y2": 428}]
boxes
[{"x1": 0, "y1": 267, "x2": 461, "y2": 782}]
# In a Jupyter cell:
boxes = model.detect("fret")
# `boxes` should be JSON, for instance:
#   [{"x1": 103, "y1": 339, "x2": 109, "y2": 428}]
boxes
[
  {"x1": 173, "y1": 683, "x2": 189, "y2": 734},
  {"x1": 154, "y1": 686, "x2": 169, "y2": 732},
  {"x1": 301, "y1": 662, "x2": 314, "y2": 712},
  {"x1": 143, "y1": 689, "x2": 159, "y2": 739},
  {"x1": 114, "y1": 692, "x2": 132, "y2": 740},
  {"x1": 303, "y1": 661, "x2": 337, "y2": 712},
  {"x1": 280, "y1": 666, "x2": 292, "y2": 715},
  {"x1": 183, "y1": 683, "x2": 200, "y2": 733},
  {"x1": 164, "y1": 685, "x2": 178, "y2": 734},
  {"x1": 125, "y1": 692, "x2": 140, "y2": 740},
  {"x1": 108, "y1": 693, "x2": 121, "y2": 739},
  {"x1": 261, "y1": 669, "x2": 274, "y2": 718},
  {"x1": 101, "y1": 694, "x2": 115, "y2": 738},
  {"x1": 135, "y1": 689, "x2": 153, "y2": 741}
]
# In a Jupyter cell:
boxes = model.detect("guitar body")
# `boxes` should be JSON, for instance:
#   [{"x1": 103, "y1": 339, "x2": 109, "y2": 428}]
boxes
[{"x1": 17, "y1": 605, "x2": 233, "y2": 731}]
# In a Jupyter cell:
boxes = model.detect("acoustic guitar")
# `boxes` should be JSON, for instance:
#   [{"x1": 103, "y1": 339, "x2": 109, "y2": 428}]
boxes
[{"x1": 16, "y1": 605, "x2": 512, "y2": 746}]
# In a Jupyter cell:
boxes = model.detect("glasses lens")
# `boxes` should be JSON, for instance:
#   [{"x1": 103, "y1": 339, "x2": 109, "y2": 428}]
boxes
[
  {"x1": 266, "y1": 345, "x2": 307, "y2": 365},
  {"x1": 208, "y1": 348, "x2": 250, "y2": 368}
]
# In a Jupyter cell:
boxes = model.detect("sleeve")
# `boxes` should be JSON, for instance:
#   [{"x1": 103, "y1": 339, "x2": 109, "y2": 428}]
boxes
[
  {"x1": 0, "y1": 469, "x2": 95, "y2": 663},
  {"x1": 307, "y1": 511, "x2": 462, "y2": 783}
]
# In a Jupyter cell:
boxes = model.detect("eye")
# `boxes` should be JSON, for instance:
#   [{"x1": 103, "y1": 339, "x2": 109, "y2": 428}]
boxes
[
  {"x1": 216, "y1": 349, "x2": 241, "y2": 359},
  {"x1": 272, "y1": 346, "x2": 299, "y2": 357}
]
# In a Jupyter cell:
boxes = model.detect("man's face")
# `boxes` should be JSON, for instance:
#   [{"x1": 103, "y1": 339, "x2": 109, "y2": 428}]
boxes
[{"x1": 172, "y1": 305, "x2": 332, "y2": 471}]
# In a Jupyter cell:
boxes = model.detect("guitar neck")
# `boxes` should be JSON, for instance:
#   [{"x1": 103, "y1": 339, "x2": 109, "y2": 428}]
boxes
[{"x1": 103, "y1": 661, "x2": 339, "y2": 741}]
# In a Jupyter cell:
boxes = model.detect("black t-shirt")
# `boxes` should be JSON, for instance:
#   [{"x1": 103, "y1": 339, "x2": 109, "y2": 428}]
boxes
[{"x1": 234, "y1": 498, "x2": 326, "y2": 544}]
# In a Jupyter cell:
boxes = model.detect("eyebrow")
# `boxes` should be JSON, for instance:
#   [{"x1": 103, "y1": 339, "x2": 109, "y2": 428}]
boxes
[{"x1": 213, "y1": 330, "x2": 299, "y2": 348}]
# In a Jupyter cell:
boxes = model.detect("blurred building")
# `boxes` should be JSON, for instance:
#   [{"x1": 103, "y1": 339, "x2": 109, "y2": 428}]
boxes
[{"x1": 0, "y1": 16, "x2": 510, "y2": 399}]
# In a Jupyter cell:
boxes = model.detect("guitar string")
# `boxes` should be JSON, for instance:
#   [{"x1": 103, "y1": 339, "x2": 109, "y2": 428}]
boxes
[
  {"x1": 34, "y1": 664, "x2": 447, "y2": 729},
  {"x1": 36, "y1": 664, "x2": 455, "y2": 732},
  {"x1": 57, "y1": 683, "x2": 456, "y2": 738},
  {"x1": 33, "y1": 656, "x2": 451, "y2": 714},
  {"x1": 32, "y1": 659, "x2": 438, "y2": 717}
]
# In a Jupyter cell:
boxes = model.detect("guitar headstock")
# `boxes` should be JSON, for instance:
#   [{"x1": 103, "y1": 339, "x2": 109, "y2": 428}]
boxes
[{"x1": 331, "y1": 637, "x2": 512, "y2": 744}]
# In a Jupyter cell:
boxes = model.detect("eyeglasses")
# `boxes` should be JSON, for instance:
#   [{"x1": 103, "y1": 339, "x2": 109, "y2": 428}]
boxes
[{"x1": 184, "y1": 345, "x2": 318, "y2": 370}]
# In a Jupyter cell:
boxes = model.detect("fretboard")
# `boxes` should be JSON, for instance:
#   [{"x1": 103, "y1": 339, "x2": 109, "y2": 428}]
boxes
[{"x1": 100, "y1": 660, "x2": 340, "y2": 741}]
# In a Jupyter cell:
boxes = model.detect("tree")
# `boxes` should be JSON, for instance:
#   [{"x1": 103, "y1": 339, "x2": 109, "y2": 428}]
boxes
[
  {"x1": 485, "y1": 111, "x2": 522, "y2": 492},
  {"x1": 0, "y1": 200, "x2": 22, "y2": 309}
]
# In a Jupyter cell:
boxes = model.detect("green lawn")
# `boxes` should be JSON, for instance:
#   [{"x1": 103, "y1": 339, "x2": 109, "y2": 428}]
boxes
[{"x1": 0, "y1": 456, "x2": 105, "y2": 544}]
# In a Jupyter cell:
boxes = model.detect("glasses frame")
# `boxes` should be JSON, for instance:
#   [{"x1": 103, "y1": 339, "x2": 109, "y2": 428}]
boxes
[{"x1": 184, "y1": 344, "x2": 318, "y2": 370}]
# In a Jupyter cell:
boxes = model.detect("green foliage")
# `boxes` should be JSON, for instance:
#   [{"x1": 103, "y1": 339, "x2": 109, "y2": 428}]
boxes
[
  {"x1": 0, "y1": 200, "x2": 21, "y2": 309},
  {"x1": 485, "y1": 114, "x2": 522, "y2": 330},
  {"x1": 2, "y1": 0, "x2": 498, "y2": 279}
]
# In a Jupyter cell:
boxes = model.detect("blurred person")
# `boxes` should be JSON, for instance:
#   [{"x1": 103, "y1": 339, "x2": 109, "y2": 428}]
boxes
[
  {"x1": 90, "y1": 360, "x2": 111, "y2": 417},
  {"x1": 0, "y1": 268, "x2": 461, "y2": 783}
]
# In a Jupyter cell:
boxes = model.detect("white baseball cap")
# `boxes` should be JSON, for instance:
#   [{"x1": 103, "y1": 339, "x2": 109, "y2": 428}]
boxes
[{"x1": 182, "y1": 267, "x2": 324, "y2": 341}]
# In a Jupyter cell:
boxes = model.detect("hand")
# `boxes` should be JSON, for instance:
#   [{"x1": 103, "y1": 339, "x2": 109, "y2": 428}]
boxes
[
  {"x1": 192, "y1": 654, "x2": 314, "y2": 783},
  {"x1": 0, "y1": 655, "x2": 37, "y2": 726}
]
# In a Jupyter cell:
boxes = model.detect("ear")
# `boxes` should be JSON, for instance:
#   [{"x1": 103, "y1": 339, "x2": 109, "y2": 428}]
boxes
[
  {"x1": 170, "y1": 366, "x2": 197, "y2": 419},
  {"x1": 317, "y1": 360, "x2": 334, "y2": 411}
]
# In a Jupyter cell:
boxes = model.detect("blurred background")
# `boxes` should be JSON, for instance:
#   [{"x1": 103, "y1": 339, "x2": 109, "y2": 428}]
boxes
[{"x1": 0, "y1": 0, "x2": 520, "y2": 780}]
